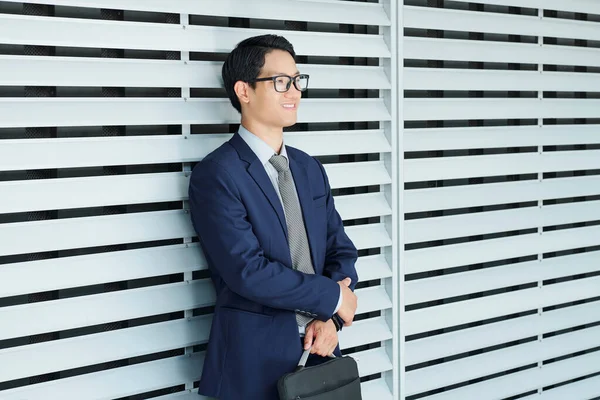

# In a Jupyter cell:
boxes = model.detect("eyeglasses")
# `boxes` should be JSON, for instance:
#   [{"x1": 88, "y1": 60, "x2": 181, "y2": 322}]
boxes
[{"x1": 247, "y1": 74, "x2": 310, "y2": 93}]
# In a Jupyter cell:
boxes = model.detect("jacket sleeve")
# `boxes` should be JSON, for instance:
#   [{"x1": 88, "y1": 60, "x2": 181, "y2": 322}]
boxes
[
  {"x1": 188, "y1": 159, "x2": 340, "y2": 322},
  {"x1": 315, "y1": 158, "x2": 359, "y2": 291}
]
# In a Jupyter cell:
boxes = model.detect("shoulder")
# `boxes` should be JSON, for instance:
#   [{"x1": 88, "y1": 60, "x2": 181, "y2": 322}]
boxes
[
  {"x1": 190, "y1": 141, "x2": 240, "y2": 183},
  {"x1": 286, "y1": 145, "x2": 324, "y2": 173}
]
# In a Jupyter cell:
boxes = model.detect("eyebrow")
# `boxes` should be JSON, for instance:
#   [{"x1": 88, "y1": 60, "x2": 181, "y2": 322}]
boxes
[{"x1": 269, "y1": 71, "x2": 301, "y2": 76}]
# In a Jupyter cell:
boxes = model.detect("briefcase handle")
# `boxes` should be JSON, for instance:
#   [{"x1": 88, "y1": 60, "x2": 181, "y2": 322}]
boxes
[{"x1": 297, "y1": 347, "x2": 336, "y2": 369}]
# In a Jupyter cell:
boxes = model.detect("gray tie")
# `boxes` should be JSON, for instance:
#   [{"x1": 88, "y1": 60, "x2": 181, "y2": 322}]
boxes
[{"x1": 269, "y1": 154, "x2": 315, "y2": 327}]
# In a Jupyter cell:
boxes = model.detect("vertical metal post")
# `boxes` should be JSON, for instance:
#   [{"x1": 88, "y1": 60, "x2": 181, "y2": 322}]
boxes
[
  {"x1": 179, "y1": 13, "x2": 194, "y2": 392},
  {"x1": 382, "y1": 0, "x2": 402, "y2": 398},
  {"x1": 537, "y1": 6, "x2": 544, "y2": 396}
]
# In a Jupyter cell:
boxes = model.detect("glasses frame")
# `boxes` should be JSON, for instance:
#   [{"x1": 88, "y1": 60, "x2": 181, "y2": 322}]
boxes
[{"x1": 247, "y1": 73, "x2": 310, "y2": 93}]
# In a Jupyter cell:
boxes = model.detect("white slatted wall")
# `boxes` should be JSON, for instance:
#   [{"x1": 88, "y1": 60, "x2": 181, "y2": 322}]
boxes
[
  {"x1": 0, "y1": 1, "x2": 398, "y2": 399},
  {"x1": 3, "y1": 0, "x2": 600, "y2": 399},
  {"x1": 401, "y1": 0, "x2": 600, "y2": 399}
]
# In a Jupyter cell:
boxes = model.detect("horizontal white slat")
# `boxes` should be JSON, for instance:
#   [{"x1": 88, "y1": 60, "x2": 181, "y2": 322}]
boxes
[
  {"x1": 360, "y1": 378, "x2": 393, "y2": 400},
  {"x1": 0, "y1": 173, "x2": 189, "y2": 214},
  {"x1": 404, "y1": 37, "x2": 600, "y2": 67},
  {"x1": 406, "y1": 324, "x2": 600, "y2": 396},
  {"x1": 404, "y1": 68, "x2": 600, "y2": 92},
  {"x1": 405, "y1": 200, "x2": 600, "y2": 244},
  {"x1": 0, "y1": 130, "x2": 390, "y2": 172},
  {"x1": 405, "y1": 5, "x2": 600, "y2": 41},
  {"x1": 0, "y1": 219, "x2": 373, "y2": 277},
  {"x1": 0, "y1": 135, "x2": 220, "y2": 171},
  {"x1": 0, "y1": 98, "x2": 391, "y2": 128},
  {"x1": 325, "y1": 161, "x2": 392, "y2": 189},
  {"x1": 355, "y1": 254, "x2": 392, "y2": 282},
  {"x1": 0, "y1": 280, "x2": 213, "y2": 341},
  {"x1": 339, "y1": 317, "x2": 392, "y2": 350},
  {"x1": 541, "y1": 274, "x2": 600, "y2": 307},
  {"x1": 356, "y1": 285, "x2": 393, "y2": 315},
  {"x1": 406, "y1": 225, "x2": 600, "y2": 274},
  {"x1": 517, "y1": 349, "x2": 600, "y2": 398},
  {"x1": 537, "y1": 0, "x2": 600, "y2": 14},
  {"x1": 335, "y1": 193, "x2": 392, "y2": 220},
  {"x1": 0, "y1": 278, "x2": 387, "y2": 345},
  {"x1": 0, "y1": 210, "x2": 194, "y2": 257},
  {"x1": 404, "y1": 98, "x2": 600, "y2": 122},
  {"x1": 537, "y1": 375, "x2": 600, "y2": 400},
  {"x1": 281, "y1": 130, "x2": 392, "y2": 157},
  {"x1": 346, "y1": 223, "x2": 392, "y2": 251},
  {"x1": 0, "y1": 316, "x2": 211, "y2": 382},
  {"x1": 404, "y1": 150, "x2": 600, "y2": 182},
  {"x1": 0, "y1": 56, "x2": 391, "y2": 89},
  {"x1": 0, "y1": 0, "x2": 391, "y2": 26},
  {"x1": 354, "y1": 347, "x2": 393, "y2": 377},
  {"x1": 406, "y1": 287, "x2": 538, "y2": 336},
  {"x1": 405, "y1": 275, "x2": 600, "y2": 335},
  {"x1": 0, "y1": 225, "x2": 391, "y2": 297},
  {"x1": 405, "y1": 250, "x2": 600, "y2": 305},
  {"x1": 406, "y1": 299, "x2": 600, "y2": 365},
  {"x1": 0, "y1": 352, "x2": 204, "y2": 400},
  {"x1": 421, "y1": 348, "x2": 600, "y2": 400},
  {"x1": 0, "y1": 174, "x2": 389, "y2": 217},
  {"x1": 404, "y1": 175, "x2": 600, "y2": 213},
  {"x1": 0, "y1": 242, "x2": 384, "y2": 298},
  {"x1": 0, "y1": 243, "x2": 204, "y2": 298},
  {"x1": 449, "y1": 0, "x2": 600, "y2": 15},
  {"x1": 404, "y1": 125, "x2": 600, "y2": 152},
  {"x1": 0, "y1": 14, "x2": 391, "y2": 57}
]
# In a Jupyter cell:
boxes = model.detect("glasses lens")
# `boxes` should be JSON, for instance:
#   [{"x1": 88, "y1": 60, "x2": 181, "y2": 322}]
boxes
[
  {"x1": 274, "y1": 76, "x2": 291, "y2": 92},
  {"x1": 294, "y1": 75, "x2": 309, "y2": 92}
]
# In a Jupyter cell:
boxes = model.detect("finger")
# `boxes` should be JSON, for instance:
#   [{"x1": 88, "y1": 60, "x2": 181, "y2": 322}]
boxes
[
  {"x1": 342, "y1": 277, "x2": 351, "y2": 287},
  {"x1": 303, "y1": 326, "x2": 314, "y2": 350},
  {"x1": 328, "y1": 345, "x2": 336, "y2": 357},
  {"x1": 328, "y1": 338, "x2": 338, "y2": 355},
  {"x1": 313, "y1": 333, "x2": 325, "y2": 355},
  {"x1": 313, "y1": 339, "x2": 324, "y2": 355}
]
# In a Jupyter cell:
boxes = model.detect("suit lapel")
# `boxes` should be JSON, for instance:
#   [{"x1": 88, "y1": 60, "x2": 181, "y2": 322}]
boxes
[
  {"x1": 229, "y1": 133, "x2": 288, "y2": 239},
  {"x1": 288, "y1": 153, "x2": 319, "y2": 269}
]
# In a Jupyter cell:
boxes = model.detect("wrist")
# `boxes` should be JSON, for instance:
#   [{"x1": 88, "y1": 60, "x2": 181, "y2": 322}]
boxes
[{"x1": 332, "y1": 313, "x2": 344, "y2": 331}]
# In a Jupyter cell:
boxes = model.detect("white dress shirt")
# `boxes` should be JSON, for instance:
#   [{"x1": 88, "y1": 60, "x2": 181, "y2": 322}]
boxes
[{"x1": 238, "y1": 126, "x2": 342, "y2": 333}]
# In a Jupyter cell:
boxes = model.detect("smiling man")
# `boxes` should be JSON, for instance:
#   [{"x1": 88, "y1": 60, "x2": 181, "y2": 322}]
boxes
[{"x1": 188, "y1": 34, "x2": 359, "y2": 399}]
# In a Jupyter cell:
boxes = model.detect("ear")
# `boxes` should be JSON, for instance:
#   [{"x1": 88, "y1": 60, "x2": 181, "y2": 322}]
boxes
[{"x1": 233, "y1": 80, "x2": 251, "y2": 106}]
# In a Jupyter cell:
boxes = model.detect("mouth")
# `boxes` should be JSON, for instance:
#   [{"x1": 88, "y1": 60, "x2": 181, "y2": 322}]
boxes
[{"x1": 282, "y1": 103, "x2": 297, "y2": 111}]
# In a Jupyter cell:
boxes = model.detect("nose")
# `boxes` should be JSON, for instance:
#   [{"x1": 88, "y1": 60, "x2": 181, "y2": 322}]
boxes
[{"x1": 284, "y1": 84, "x2": 302, "y2": 98}]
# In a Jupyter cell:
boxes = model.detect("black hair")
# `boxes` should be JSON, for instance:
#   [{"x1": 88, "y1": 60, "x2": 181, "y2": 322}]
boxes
[{"x1": 222, "y1": 34, "x2": 296, "y2": 114}]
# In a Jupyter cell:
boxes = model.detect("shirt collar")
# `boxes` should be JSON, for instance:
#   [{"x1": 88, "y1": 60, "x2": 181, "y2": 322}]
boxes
[{"x1": 238, "y1": 125, "x2": 288, "y2": 167}]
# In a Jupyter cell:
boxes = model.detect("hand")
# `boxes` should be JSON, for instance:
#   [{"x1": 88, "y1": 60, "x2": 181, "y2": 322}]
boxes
[
  {"x1": 337, "y1": 277, "x2": 357, "y2": 327},
  {"x1": 304, "y1": 319, "x2": 338, "y2": 357}
]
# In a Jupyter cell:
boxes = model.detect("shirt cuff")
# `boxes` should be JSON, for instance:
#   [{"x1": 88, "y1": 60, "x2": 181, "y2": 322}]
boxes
[{"x1": 333, "y1": 284, "x2": 343, "y2": 315}]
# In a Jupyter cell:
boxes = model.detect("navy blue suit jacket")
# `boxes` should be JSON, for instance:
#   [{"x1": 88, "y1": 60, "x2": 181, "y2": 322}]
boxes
[{"x1": 189, "y1": 132, "x2": 358, "y2": 399}]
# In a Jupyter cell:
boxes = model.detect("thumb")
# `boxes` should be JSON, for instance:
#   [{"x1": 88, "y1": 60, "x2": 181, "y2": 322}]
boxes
[
  {"x1": 304, "y1": 326, "x2": 314, "y2": 350},
  {"x1": 342, "y1": 277, "x2": 352, "y2": 287}
]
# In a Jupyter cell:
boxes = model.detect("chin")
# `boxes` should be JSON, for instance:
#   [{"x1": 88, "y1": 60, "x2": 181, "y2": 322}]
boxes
[{"x1": 281, "y1": 117, "x2": 298, "y2": 128}]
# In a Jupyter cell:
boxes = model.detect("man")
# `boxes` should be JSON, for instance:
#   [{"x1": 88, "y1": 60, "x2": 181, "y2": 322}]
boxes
[{"x1": 188, "y1": 34, "x2": 359, "y2": 400}]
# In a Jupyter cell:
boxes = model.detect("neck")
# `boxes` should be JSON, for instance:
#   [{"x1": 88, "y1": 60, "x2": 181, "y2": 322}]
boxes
[{"x1": 240, "y1": 117, "x2": 284, "y2": 154}]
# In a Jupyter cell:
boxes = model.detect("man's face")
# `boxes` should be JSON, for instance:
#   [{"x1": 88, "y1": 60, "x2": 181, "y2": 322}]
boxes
[{"x1": 246, "y1": 49, "x2": 303, "y2": 129}]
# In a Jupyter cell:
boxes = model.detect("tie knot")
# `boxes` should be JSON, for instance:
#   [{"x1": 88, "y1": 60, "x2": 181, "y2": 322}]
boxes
[{"x1": 269, "y1": 154, "x2": 289, "y2": 173}]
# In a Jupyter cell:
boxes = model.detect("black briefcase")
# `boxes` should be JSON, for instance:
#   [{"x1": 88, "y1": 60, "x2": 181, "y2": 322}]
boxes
[{"x1": 277, "y1": 348, "x2": 362, "y2": 400}]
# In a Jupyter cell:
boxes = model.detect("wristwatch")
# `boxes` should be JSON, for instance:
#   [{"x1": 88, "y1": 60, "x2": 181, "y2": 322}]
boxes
[{"x1": 332, "y1": 313, "x2": 345, "y2": 332}]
